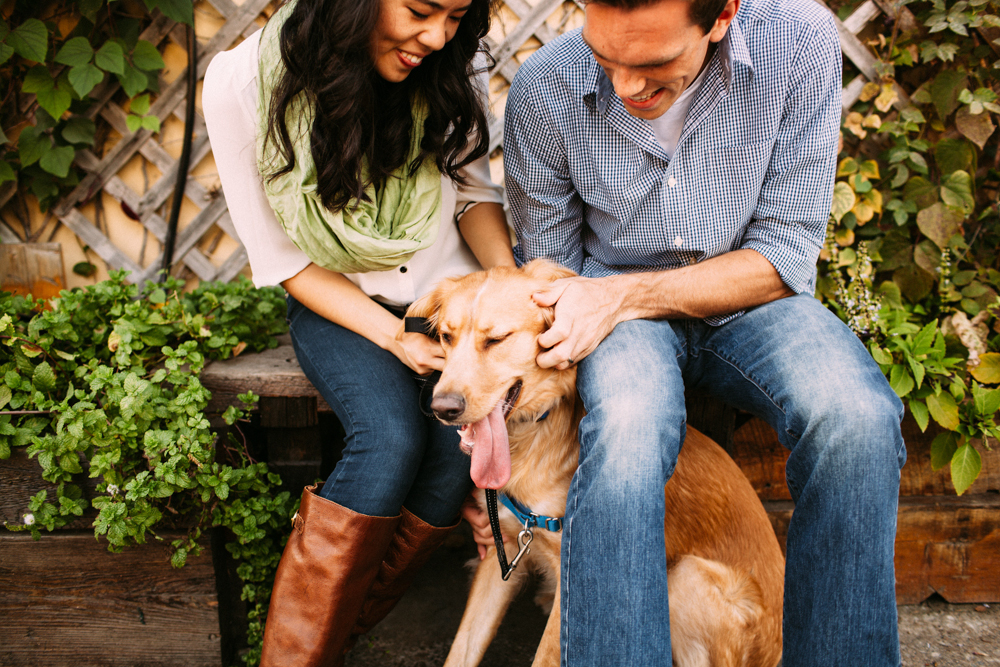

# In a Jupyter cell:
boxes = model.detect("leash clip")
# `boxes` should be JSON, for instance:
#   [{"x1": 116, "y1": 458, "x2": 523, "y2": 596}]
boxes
[{"x1": 503, "y1": 519, "x2": 534, "y2": 581}]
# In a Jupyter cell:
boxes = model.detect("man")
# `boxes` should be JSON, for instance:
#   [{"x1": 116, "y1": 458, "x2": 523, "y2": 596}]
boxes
[{"x1": 503, "y1": 0, "x2": 906, "y2": 664}]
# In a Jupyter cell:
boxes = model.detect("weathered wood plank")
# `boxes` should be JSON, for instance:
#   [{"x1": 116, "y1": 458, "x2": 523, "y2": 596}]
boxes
[
  {"x1": 490, "y1": 0, "x2": 567, "y2": 75},
  {"x1": 0, "y1": 449, "x2": 98, "y2": 531},
  {"x1": 765, "y1": 494, "x2": 1000, "y2": 604},
  {"x1": 0, "y1": 532, "x2": 221, "y2": 667},
  {"x1": 729, "y1": 415, "x2": 1000, "y2": 501},
  {"x1": 200, "y1": 338, "x2": 330, "y2": 408},
  {"x1": 0, "y1": 243, "x2": 65, "y2": 300}
]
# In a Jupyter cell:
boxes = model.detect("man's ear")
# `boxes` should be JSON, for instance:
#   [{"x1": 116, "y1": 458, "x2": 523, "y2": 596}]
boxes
[{"x1": 522, "y1": 258, "x2": 577, "y2": 283}]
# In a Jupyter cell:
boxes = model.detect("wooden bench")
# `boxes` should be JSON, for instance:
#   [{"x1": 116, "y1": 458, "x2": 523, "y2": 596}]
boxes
[
  {"x1": 3, "y1": 340, "x2": 998, "y2": 667},
  {"x1": 201, "y1": 336, "x2": 1000, "y2": 605}
]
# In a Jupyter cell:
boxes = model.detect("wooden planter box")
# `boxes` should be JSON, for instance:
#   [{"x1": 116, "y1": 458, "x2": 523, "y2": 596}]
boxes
[
  {"x1": 0, "y1": 451, "x2": 223, "y2": 667},
  {"x1": 3, "y1": 340, "x2": 998, "y2": 666}
]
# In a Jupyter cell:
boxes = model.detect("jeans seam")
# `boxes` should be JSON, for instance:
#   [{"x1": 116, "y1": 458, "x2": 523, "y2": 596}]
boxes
[
  {"x1": 702, "y1": 345, "x2": 787, "y2": 417},
  {"x1": 288, "y1": 325, "x2": 361, "y2": 493}
]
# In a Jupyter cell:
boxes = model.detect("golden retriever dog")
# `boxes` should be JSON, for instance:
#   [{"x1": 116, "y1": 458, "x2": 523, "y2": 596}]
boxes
[{"x1": 405, "y1": 259, "x2": 785, "y2": 667}]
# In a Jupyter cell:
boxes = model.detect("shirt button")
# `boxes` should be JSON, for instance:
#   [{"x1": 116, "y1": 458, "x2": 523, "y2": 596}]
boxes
[
  {"x1": 673, "y1": 236, "x2": 684, "y2": 247},
  {"x1": 667, "y1": 176, "x2": 677, "y2": 188},
  {"x1": 400, "y1": 266, "x2": 408, "y2": 273}
]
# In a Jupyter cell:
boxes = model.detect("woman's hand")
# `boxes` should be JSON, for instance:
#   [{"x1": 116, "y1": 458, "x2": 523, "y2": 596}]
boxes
[
  {"x1": 393, "y1": 332, "x2": 445, "y2": 375},
  {"x1": 460, "y1": 491, "x2": 496, "y2": 560}
]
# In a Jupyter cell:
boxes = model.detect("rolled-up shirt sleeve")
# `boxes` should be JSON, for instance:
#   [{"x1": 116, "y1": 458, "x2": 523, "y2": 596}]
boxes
[
  {"x1": 203, "y1": 33, "x2": 311, "y2": 289},
  {"x1": 739, "y1": 15, "x2": 840, "y2": 295},
  {"x1": 504, "y1": 73, "x2": 586, "y2": 272}
]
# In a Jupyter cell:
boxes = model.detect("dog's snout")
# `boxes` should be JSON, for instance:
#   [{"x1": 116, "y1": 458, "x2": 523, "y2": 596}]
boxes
[{"x1": 431, "y1": 393, "x2": 466, "y2": 422}]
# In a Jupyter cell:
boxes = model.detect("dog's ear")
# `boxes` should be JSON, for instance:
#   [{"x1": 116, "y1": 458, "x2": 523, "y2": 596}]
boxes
[
  {"x1": 400, "y1": 277, "x2": 458, "y2": 340},
  {"x1": 522, "y1": 258, "x2": 577, "y2": 283}
]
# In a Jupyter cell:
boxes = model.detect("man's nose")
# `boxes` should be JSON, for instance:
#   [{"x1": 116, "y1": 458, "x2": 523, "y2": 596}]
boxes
[{"x1": 609, "y1": 67, "x2": 646, "y2": 99}]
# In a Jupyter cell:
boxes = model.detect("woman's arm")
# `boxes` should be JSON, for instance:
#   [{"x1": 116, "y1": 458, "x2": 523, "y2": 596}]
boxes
[
  {"x1": 282, "y1": 265, "x2": 444, "y2": 375},
  {"x1": 458, "y1": 202, "x2": 516, "y2": 269}
]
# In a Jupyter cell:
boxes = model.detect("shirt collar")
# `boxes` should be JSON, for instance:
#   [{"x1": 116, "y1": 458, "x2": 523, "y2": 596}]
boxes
[{"x1": 584, "y1": 13, "x2": 755, "y2": 113}]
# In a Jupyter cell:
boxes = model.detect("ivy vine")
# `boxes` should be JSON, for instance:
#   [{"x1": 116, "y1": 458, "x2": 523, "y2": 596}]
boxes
[
  {"x1": 821, "y1": 0, "x2": 1000, "y2": 494},
  {"x1": 1, "y1": 0, "x2": 193, "y2": 209},
  {"x1": 1, "y1": 273, "x2": 294, "y2": 665}
]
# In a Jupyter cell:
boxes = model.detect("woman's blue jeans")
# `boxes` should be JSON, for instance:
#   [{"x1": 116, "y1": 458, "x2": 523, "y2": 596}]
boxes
[
  {"x1": 286, "y1": 295, "x2": 473, "y2": 527},
  {"x1": 562, "y1": 293, "x2": 906, "y2": 667}
]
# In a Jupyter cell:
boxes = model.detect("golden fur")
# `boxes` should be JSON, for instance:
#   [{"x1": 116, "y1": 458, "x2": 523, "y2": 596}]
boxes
[{"x1": 405, "y1": 260, "x2": 785, "y2": 667}]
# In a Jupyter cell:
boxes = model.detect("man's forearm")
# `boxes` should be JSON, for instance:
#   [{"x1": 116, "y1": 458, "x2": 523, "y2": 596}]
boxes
[{"x1": 607, "y1": 249, "x2": 794, "y2": 322}]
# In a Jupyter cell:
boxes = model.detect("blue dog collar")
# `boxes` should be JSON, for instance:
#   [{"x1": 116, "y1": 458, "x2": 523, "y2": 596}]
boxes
[{"x1": 499, "y1": 493, "x2": 563, "y2": 532}]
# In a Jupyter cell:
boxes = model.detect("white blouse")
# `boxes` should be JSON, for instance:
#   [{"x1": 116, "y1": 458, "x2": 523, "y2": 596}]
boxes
[{"x1": 203, "y1": 30, "x2": 504, "y2": 306}]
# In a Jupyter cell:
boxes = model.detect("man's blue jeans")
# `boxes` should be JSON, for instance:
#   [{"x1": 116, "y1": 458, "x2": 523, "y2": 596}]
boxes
[
  {"x1": 562, "y1": 293, "x2": 906, "y2": 667},
  {"x1": 286, "y1": 295, "x2": 473, "y2": 527}
]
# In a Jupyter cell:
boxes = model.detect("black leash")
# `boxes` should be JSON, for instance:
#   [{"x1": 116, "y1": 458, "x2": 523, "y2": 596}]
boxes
[
  {"x1": 406, "y1": 315, "x2": 533, "y2": 581},
  {"x1": 486, "y1": 488, "x2": 533, "y2": 581}
]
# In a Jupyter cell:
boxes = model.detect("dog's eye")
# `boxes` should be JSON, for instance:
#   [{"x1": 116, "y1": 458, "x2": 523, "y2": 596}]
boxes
[
  {"x1": 484, "y1": 334, "x2": 511, "y2": 348},
  {"x1": 440, "y1": 332, "x2": 453, "y2": 345}
]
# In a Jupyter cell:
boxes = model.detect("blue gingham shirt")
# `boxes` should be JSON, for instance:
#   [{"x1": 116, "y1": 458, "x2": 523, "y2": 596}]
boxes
[{"x1": 505, "y1": 0, "x2": 841, "y2": 324}]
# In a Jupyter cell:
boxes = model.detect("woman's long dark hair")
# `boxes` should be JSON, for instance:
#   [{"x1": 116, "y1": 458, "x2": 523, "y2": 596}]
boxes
[{"x1": 263, "y1": 0, "x2": 496, "y2": 212}]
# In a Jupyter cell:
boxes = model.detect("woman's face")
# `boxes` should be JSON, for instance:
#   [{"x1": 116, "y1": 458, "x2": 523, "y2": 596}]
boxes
[{"x1": 371, "y1": 0, "x2": 473, "y2": 82}]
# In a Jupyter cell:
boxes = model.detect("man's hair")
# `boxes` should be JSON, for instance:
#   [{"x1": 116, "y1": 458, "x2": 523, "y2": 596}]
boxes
[{"x1": 585, "y1": 0, "x2": 729, "y2": 34}]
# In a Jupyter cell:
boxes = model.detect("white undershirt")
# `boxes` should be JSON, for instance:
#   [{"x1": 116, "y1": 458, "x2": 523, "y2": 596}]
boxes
[
  {"x1": 202, "y1": 30, "x2": 504, "y2": 306},
  {"x1": 646, "y1": 63, "x2": 709, "y2": 160}
]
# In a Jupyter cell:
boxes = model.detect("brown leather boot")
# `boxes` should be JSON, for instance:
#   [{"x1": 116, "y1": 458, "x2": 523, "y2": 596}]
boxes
[
  {"x1": 260, "y1": 485, "x2": 399, "y2": 667},
  {"x1": 349, "y1": 507, "x2": 458, "y2": 640}
]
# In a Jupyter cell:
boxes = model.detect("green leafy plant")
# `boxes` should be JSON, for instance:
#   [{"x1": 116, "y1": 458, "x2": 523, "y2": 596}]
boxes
[
  {"x1": 1, "y1": 273, "x2": 294, "y2": 664},
  {"x1": 1, "y1": 0, "x2": 191, "y2": 209},
  {"x1": 821, "y1": 0, "x2": 1000, "y2": 494}
]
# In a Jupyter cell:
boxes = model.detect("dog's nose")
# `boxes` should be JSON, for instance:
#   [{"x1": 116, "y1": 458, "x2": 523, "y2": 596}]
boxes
[{"x1": 431, "y1": 393, "x2": 466, "y2": 422}]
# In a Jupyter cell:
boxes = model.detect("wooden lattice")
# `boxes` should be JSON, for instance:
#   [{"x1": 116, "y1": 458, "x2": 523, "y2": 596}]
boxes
[{"x1": 0, "y1": 0, "x2": 961, "y2": 285}]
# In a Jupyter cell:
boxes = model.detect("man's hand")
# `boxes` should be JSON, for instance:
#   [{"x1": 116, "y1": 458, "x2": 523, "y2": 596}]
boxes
[{"x1": 532, "y1": 276, "x2": 625, "y2": 370}]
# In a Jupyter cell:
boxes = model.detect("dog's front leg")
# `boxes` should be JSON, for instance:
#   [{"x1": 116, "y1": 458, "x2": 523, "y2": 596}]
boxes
[
  {"x1": 530, "y1": 580, "x2": 560, "y2": 667},
  {"x1": 443, "y1": 548, "x2": 529, "y2": 667}
]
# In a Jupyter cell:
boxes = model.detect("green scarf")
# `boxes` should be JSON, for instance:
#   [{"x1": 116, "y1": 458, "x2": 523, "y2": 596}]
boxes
[{"x1": 256, "y1": 1, "x2": 442, "y2": 274}]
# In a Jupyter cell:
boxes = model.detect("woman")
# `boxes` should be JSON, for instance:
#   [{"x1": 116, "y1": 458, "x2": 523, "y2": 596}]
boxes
[{"x1": 203, "y1": 0, "x2": 512, "y2": 664}]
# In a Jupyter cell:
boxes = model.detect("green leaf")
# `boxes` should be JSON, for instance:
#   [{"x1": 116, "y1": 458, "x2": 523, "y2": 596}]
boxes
[
  {"x1": 870, "y1": 344, "x2": 893, "y2": 365},
  {"x1": 934, "y1": 138, "x2": 976, "y2": 175},
  {"x1": 0, "y1": 385, "x2": 11, "y2": 410},
  {"x1": 36, "y1": 87, "x2": 72, "y2": 121},
  {"x1": 926, "y1": 391, "x2": 960, "y2": 430},
  {"x1": 0, "y1": 43, "x2": 13, "y2": 67},
  {"x1": 79, "y1": 0, "x2": 103, "y2": 22},
  {"x1": 95, "y1": 41, "x2": 125, "y2": 75},
  {"x1": 970, "y1": 352, "x2": 1000, "y2": 384},
  {"x1": 893, "y1": 264, "x2": 935, "y2": 303},
  {"x1": 130, "y1": 93, "x2": 151, "y2": 116},
  {"x1": 126, "y1": 114, "x2": 142, "y2": 134},
  {"x1": 916, "y1": 203, "x2": 963, "y2": 249},
  {"x1": 950, "y1": 444, "x2": 982, "y2": 495},
  {"x1": 930, "y1": 432, "x2": 958, "y2": 470},
  {"x1": 131, "y1": 40, "x2": 165, "y2": 71},
  {"x1": 144, "y1": 0, "x2": 194, "y2": 26},
  {"x1": 18, "y1": 126, "x2": 51, "y2": 167},
  {"x1": 0, "y1": 161, "x2": 15, "y2": 185},
  {"x1": 955, "y1": 105, "x2": 996, "y2": 150},
  {"x1": 39, "y1": 144, "x2": 75, "y2": 178},
  {"x1": 929, "y1": 70, "x2": 966, "y2": 120},
  {"x1": 22, "y1": 65, "x2": 55, "y2": 94},
  {"x1": 7, "y1": 19, "x2": 48, "y2": 63},
  {"x1": 940, "y1": 171, "x2": 974, "y2": 214},
  {"x1": 890, "y1": 364, "x2": 915, "y2": 397},
  {"x1": 61, "y1": 117, "x2": 96, "y2": 146},
  {"x1": 141, "y1": 115, "x2": 161, "y2": 133},
  {"x1": 831, "y1": 182, "x2": 856, "y2": 223},
  {"x1": 32, "y1": 361, "x2": 56, "y2": 392},
  {"x1": 909, "y1": 399, "x2": 929, "y2": 432},
  {"x1": 68, "y1": 63, "x2": 104, "y2": 98},
  {"x1": 117, "y1": 64, "x2": 148, "y2": 98},
  {"x1": 55, "y1": 36, "x2": 94, "y2": 67}
]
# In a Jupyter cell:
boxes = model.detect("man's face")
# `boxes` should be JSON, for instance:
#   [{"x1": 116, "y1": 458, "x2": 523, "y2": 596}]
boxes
[{"x1": 582, "y1": 0, "x2": 738, "y2": 120}]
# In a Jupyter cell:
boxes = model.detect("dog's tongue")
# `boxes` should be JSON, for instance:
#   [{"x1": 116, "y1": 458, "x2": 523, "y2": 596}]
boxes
[{"x1": 468, "y1": 401, "x2": 511, "y2": 489}]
